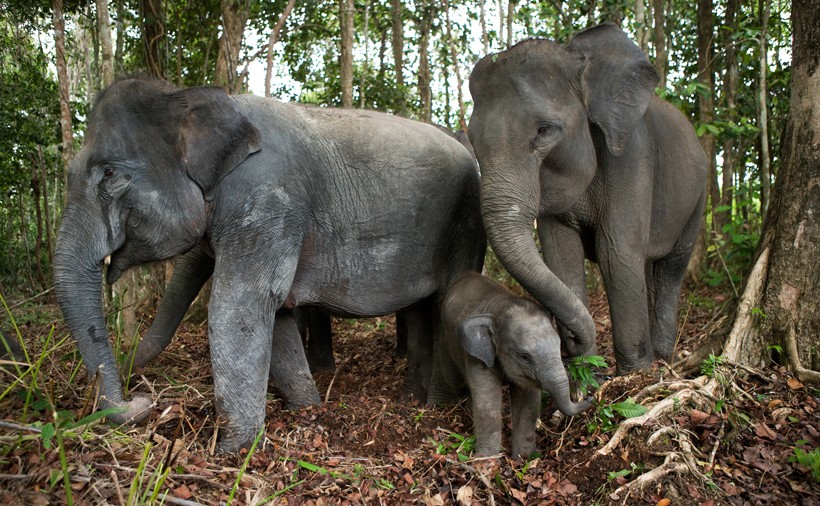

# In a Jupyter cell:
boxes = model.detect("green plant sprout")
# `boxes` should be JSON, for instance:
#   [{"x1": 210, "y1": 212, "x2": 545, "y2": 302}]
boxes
[{"x1": 567, "y1": 355, "x2": 609, "y2": 396}]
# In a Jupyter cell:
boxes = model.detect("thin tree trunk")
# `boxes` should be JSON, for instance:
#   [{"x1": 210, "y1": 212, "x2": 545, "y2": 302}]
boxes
[
  {"x1": 96, "y1": 0, "x2": 114, "y2": 87},
  {"x1": 39, "y1": 147, "x2": 54, "y2": 269},
  {"x1": 391, "y1": 0, "x2": 405, "y2": 113},
  {"x1": 479, "y1": 0, "x2": 489, "y2": 54},
  {"x1": 417, "y1": 4, "x2": 432, "y2": 123},
  {"x1": 635, "y1": 0, "x2": 648, "y2": 52},
  {"x1": 16, "y1": 185, "x2": 35, "y2": 291},
  {"x1": 359, "y1": 0, "x2": 370, "y2": 108},
  {"x1": 114, "y1": 0, "x2": 124, "y2": 75},
  {"x1": 215, "y1": 0, "x2": 250, "y2": 93},
  {"x1": 340, "y1": 0, "x2": 355, "y2": 108},
  {"x1": 687, "y1": 0, "x2": 715, "y2": 281},
  {"x1": 53, "y1": 0, "x2": 73, "y2": 203},
  {"x1": 498, "y1": 0, "x2": 504, "y2": 47},
  {"x1": 139, "y1": 0, "x2": 165, "y2": 79},
  {"x1": 265, "y1": 0, "x2": 297, "y2": 97},
  {"x1": 717, "y1": 0, "x2": 739, "y2": 236},
  {"x1": 651, "y1": 0, "x2": 667, "y2": 89},
  {"x1": 443, "y1": 0, "x2": 466, "y2": 129},
  {"x1": 31, "y1": 160, "x2": 47, "y2": 290},
  {"x1": 758, "y1": 0, "x2": 772, "y2": 217},
  {"x1": 506, "y1": 0, "x2": 515, "y2": 48}
]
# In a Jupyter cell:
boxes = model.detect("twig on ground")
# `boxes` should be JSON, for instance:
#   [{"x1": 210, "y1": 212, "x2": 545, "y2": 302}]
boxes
[{"x1": 325, "y1": 367, "x2": 340, "y2": 403}]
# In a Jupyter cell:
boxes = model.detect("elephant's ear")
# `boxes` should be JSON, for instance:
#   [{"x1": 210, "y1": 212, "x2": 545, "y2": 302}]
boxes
[
  {"x1": 175, "y1": 87, "x2": 261, "y2": 200},
  {"x1": 460, "y1": 314, "x2": 497, "y2": 368},
  {"x1": 568, "y1": 23, "x2": 659, "y2": 157}
]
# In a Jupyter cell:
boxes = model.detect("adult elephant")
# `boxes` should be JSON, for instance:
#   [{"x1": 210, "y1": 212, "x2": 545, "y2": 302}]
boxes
[
  {"x1": 127, "y1": 246, "x2": 399, "y2": 375},
  {"x1": 468, "y1": 24, "x2": 706, "y2": 373},
  {"x1": 54, "y1": 78, "x2": 485, "y2": 452}
]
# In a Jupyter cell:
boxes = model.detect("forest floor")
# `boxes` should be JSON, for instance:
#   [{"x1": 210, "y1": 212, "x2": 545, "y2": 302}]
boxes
[{"x1": 0, "y1": 285, "x2": 818, "y2": 505}]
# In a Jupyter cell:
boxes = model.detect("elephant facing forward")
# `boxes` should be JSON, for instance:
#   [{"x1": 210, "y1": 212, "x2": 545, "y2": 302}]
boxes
[
  {"x1": 54, "y1": 79, "x2": 485, "y2": 452},
  {"x1": 428, "y1": 272, "x2": 592, "y2": 458},
  {"x1": 468, "y1": 24, "x2": 707, "y2": 373}
]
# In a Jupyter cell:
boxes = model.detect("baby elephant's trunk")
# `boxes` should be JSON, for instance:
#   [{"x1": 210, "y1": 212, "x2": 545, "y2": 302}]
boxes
[{"x1": 539, "y1": 360, "x2": 594, "y2": 417}]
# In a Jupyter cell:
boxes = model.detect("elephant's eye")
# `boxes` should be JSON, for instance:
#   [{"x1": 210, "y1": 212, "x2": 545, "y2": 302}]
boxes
[
  {"x1": 103, "y1": 167, "x2": 115, "y2": 178},
  {"x1": 518, "y1": 352, "x2": 533, "y2": 364},
  {"x1": 537, "y1": 123, "x2": 558, "y2": 136}
]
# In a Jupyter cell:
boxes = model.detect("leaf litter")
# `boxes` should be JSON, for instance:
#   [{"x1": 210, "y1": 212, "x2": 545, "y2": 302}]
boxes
[{"x1": 0, "y1": 288, "x2": 817, "y2": 505}]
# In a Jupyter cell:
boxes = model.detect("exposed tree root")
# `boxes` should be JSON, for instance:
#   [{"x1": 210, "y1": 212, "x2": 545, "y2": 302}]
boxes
[{"x1": 597, "y1": 376, "x2": 716, "y2": 457}]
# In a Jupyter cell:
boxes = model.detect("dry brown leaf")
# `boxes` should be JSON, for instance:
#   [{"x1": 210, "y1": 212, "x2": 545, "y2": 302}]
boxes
[
  {"x1": 754, "y1": 423, "x2": 777, "y2": 440},
  {"x1": 173, "y1": 484, "x2": 192, "y2": 499},
  {"x1": 456, "y1": 485, "x2": 473, "y2": 506},
  {"x1": 656, "y1": 499, "x2": 671, "y2": 506},
  {"x1": 787, "y1": 377, "x2": 804, "y2": 390}
]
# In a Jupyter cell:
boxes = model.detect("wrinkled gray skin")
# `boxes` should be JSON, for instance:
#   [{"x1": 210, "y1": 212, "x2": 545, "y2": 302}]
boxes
[
  {"x1": 128, "y1": 246, "x2": 401, "y2": 376},
  {"x1": 428, "y1": 272, "x2": 592, "y2": 458},
  {"x1": 130, "y1": 125, "x2": 479, "y2": 376},
  {"x1": 54, "y1": 78, "x2": 485, "y2": 452},
  {"x1": 468, "y1": 24, "x2": 707, "y2": 373}
]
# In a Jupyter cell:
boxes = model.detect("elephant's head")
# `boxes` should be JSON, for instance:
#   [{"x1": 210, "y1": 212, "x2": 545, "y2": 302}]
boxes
[
  {"x1": 467, "y1": 24, "x2": 658, "y2": 356},
  {"x1": 54, "y1": 79, "x2": 260, "y2": 424},
  {"x1": 461, "y1": 303, "x2": 591, "y2": 417}
]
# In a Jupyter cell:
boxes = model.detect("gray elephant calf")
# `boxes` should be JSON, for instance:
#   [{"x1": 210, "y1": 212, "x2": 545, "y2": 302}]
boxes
[{"x1": 428, "y1": 272, "x2": 592, "y2": 458}]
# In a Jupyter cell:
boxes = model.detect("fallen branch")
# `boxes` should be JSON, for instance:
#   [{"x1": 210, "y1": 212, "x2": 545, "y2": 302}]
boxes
[{"x1": 609, "y1": 460, "x2": 689, "y2": 503}]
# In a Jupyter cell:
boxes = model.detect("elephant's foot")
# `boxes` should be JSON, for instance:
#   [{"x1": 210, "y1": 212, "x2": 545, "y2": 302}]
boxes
[
  {"x1": 217, "y1": 424, "x2": 263, "y2": 453},
  {"x1": 306, "y1": 349, "x2": 336, "y2": 373},
  {"x1": 102, "y1": 395, "x2": 153, "y2": 425}
]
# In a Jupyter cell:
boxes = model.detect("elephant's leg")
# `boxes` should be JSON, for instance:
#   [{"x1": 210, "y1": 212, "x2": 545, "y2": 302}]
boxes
[
  {"x1": 209, "y1": 274, "x2": 277, "y2": 452},
  {"x1": 129, "y1": 246, "x2": 214, "y2": 369},
  {"x1": 426, "y1": 350, "x2": 463, "y2": 406},
  {"x1": 301, "y1": 307, "x2": 335, "y2": 372},
  {"x1": 395, "y1": 311, "x2": 408, "y2": 357},
  {"x1": 402, "y1": 297, "x2": 435, "y2": 402},
  {"x1": 537, "y1": 218, "x2": 596, "y2": 357},
  {"x1": 649, "y1": 199, "x2": 704, "y2": 362},
  {"x1": 466, "y1": 366, "x2": 504, "y2": 456},
  {"x1": 509, "y1": 385, "x2": 541, "y2": 459},
  {"x1": 596, "y1": 236, "x2": 654, "y2": 373},
  {"x1": 269, "y1": 310, "x2": 322, "y2": 408}
]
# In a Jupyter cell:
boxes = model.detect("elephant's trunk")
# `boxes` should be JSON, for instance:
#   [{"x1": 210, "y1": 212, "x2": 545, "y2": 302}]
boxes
[
  {"x1": 54, "y1": 208, "x2": 152, "y2": 424},
  {"x1": 539, "y1": 358, "x2": 593, "y2": 417},
  {"x1": 479, "y1": 156, "x2": 597, "y2": 356}
]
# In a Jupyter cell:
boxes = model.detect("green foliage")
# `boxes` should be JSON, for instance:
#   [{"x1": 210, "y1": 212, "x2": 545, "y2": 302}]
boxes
[
  {"x1": 789, "y1": 445, "x2": 820, "y2": 482},
  {"x1": 587, "y1": 397, "x2": 648, "y2": 434},
  {"x1": 568, "y1": 355, "x2": 609, "y2": 396},
  {"x1": 700, "y1": 354, "x2": 726, "y2": 379},
  {"x1": 432, "y1": 432, "x2": 476, "y2": 462}
]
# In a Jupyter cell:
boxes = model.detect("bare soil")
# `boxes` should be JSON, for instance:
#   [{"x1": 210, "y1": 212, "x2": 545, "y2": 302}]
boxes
[{"x1": 0, "y1": 287, "x2": 818, "y2": 505}]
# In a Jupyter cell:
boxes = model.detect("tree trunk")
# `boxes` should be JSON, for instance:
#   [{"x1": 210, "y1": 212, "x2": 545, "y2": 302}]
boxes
[
  {"x1": 651, "y1": 0, "x2": 666, "y2": 89},
  {"x1": 443, "y1": 0, "x2": 466, "y2": 129},
  {"x1": 506, "y1": 0, "x2": 515, "y2": 48},
  {"x1": 96, "y1": 0, "x2": 114, "y2": 87},
  {"x1": 53, "y1": 0, "x2": 74, "y2": 204},
  {"x1": 31, "y1": 161, "x2": 48, "y2": 290},
  {"x1": 688, "y1": 0, "x2": 716, "y2": 281},
  {"x1": 114, "y1": 0, "x2": 124, "y2": 75},
  {"x1": 716, "y1": 0, "x2": 739, "y2": 236},
  {"x1": 479, "y1": 0, "x2": 489, "y2": 54},
  {"x1": 265, "y1": 0, "x2": 297, "y2": 97},
  {"x1": 417, "y1": 4, "x2": 432, "y2": 123},
  {"x1": 139, "y1": 0, "x2": 165, "y2": 79},
  {"x1": 215, "y1": 0, "x2": 250, "y2": 93},
  {"x1": 39, "y1": 147, "x2": 54, "y2": 266},
  {"x1": 359, "y1": 0, "x2": 371, "y2": 108},
  {"x1": 723, "y1": 0, "x2": 820, "y2": 382},
  {"x1": 391, "y1": 0, "x2": 405, "y2": 114},
  {"x1": 340, "y1": 0, "x2": 355, "y2": 108},
  {"x1": 758, "y1": 0, "x2": 772, "y2": 217},
  {"x1": 635, "y1": 0, "x2": 648, "y2": 52}
]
